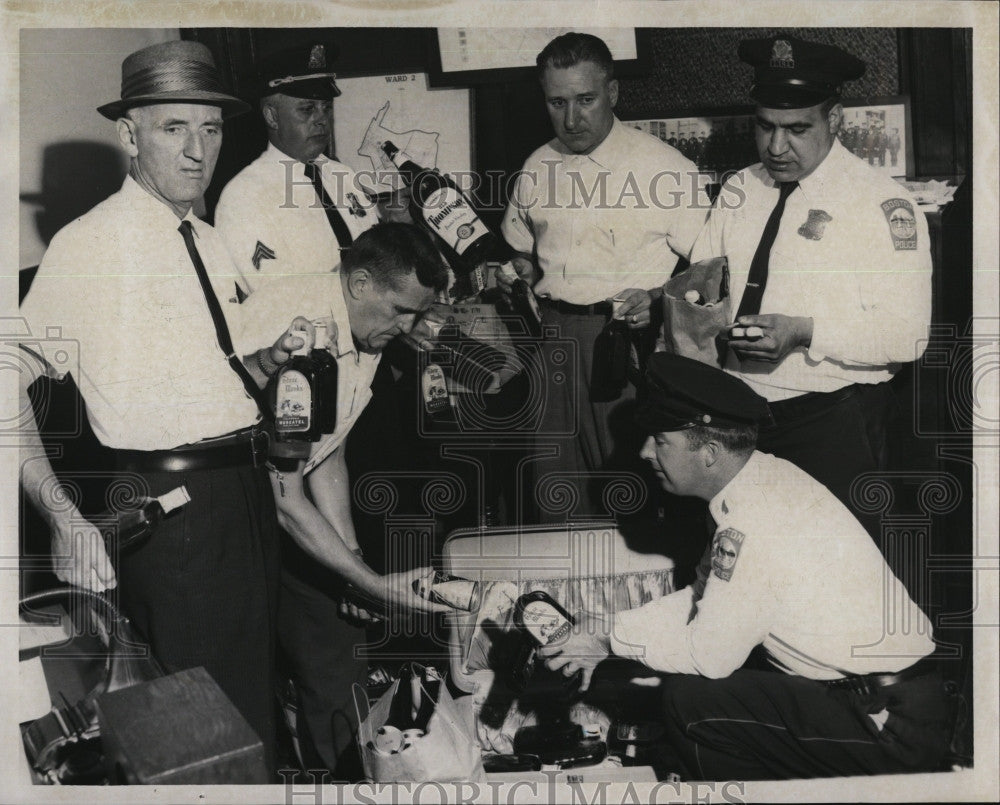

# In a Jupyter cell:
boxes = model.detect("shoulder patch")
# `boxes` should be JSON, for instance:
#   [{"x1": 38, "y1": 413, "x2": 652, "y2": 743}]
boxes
[
  {"x1": 711, "y1": 528, "x2": 746, "y2": 582},
  {"x1": 880, "y1": 198, "x2": 918, "y2": 251}
]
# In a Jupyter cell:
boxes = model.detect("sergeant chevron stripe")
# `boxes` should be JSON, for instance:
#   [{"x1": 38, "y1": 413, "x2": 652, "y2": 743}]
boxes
[{"x1": 251, "y1": 240, "x2": 276, "y2": 271}]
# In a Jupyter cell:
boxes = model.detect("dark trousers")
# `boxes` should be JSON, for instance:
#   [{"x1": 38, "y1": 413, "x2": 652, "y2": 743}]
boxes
[
  {"x1": 534, "y1": 307, "x2": 647, "y2": 522},
  {"x1": 758, "y1": 382, "x2": 892, "y2": 522},
  {"x1": 661, "y1": 669, "x2": 953, "y2": 780},
  {"x1": 278, "y1": 541, "x2": 369, "y2": 780},
  {"x1": 115, "y1": 462, "x2": 281, "y2": 772}
]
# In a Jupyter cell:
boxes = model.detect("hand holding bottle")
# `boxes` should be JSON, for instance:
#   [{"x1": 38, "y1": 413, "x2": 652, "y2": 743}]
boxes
[
  {"x1": 50, "y1": 511, "x2": 117, "y2": 592},
  {"x1": 266, "y1": 317, "x2": 315, "y2": 368},
  {"x1": 609, "y1": 289, "x2": 653, "y2": 330},
  {"x1": 495, "y1": 255, "x2": 538, "y2": 294},
  {"x1": 535, "y1": 611, "x2": 613, "y2": 693}
]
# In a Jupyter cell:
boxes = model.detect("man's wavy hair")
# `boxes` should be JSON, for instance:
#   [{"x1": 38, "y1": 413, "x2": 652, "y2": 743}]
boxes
[{"x1": 536, "y1": 32, "x2": 615, "y2": 81}]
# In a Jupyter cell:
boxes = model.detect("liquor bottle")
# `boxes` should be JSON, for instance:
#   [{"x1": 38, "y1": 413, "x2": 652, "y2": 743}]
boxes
[
  {"x1": 420, "y1": 363, "x2": 455, "y2": 427},
  {"x1": 498, "y1": 261, "x2": 543, "y2": 338},
  {"x1": 412, "y1": 570, "x2": 481, "y2": 611},
  {"x1": 590, "y1": 318, "x2": 630, "y2": 402},
  {"x1": 311, "y1": 321, "x2": 338, "y2": 435},
  {"x1": 271, "y1": 329, "x2": 320, "y2": 451},
  {"x1": 511, "y1": 590, "x2": 584, "y2": 693},
  {"x1": 514, "y1": 590, "x2": 576, "y2": 649},
  {"x1": 433, "y1": 323, "x2": 504, "y2": 394},
  {"x1": 381, "y1": 140, "x2": 503, "y2": 284},
  {"x1": 96, "y1": 486, "x2": 191, "y2": 553}
]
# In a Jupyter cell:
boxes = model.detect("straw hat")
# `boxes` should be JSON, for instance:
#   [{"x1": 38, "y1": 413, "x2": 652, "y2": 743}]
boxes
[{"x1": 97, "y1": 40, "x2": 250, "y2": 120}]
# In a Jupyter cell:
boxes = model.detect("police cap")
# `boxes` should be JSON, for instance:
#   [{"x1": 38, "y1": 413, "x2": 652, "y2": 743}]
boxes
[
  {"x1": 636, "y1": 353, "x2": 770, "y2": 433},
  {"x1": 259, "y1": 42, "x2": 341, "y2": 100},
  {"x1": 738, "y1": 35, "x2": 865, "y2": 109}
]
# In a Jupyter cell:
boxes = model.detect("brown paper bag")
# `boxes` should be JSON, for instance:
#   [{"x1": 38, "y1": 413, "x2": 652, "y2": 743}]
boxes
[{"x1": 660, "y1": 257, "x2": 732, "y2": 367}]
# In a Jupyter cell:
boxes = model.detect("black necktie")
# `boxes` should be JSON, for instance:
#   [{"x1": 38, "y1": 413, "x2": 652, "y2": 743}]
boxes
[
  {"x1": 178, "y1": 220, "x2": 272, "y2": 421},
  {"x1": 303, "y1": 161, "x2": 353, "y2": 251},
  {"x1": 735, "y1": 180, "x2": 799, "y2": 319}
]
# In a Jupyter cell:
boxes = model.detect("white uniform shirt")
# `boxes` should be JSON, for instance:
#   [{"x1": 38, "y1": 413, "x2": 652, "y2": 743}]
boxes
[
  {"x1": 502, "y1": 118, "x2": 710, "y2": 305},
  {"x1": 690, "y1": 141, "x2": 933, "y2": 401},
  {"x1": 610, "y1": 451, "x2": 935, "y2": 680},
  {"x1": 235, "y1": 273, "x2": 379, "y2": 474},
  {"x1": 19, "y1": 176, "x2": 260, "y2": 450},
  {"x1": 215, "y1": 143, "x2": 378, "y2": 290}
]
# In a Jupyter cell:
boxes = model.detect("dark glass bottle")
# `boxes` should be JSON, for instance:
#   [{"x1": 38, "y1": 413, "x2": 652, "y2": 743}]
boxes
[
  {"x1": 271, "y1": 330, "x2": 320, "y2": 448},
  {"x1": 382, "y1": 140, "x2": 503, "y2": 282},
  {"x1": 511, "y1": 590, "x2": 583, "y2": 693},
  {"x1": 499, "y1": 261, "x2": 543, "y2": 338},
  {"x1": 97, "y1": 486, "x2": 190, "y2": 553},
  {"x1": 311, "y1": 321, "x2": 338, "y2": 435},
  {"x1": 433, "y1": 323, "x2": 504, "y2": 394},
  {"x1": 590, "y1": 319, "x2": 630, "y2": 401}
]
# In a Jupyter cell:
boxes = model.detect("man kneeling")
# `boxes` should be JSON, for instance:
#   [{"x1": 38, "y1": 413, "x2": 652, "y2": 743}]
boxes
[{"x1": 538, "y1": 353, "x2": 953, "y2": 779}]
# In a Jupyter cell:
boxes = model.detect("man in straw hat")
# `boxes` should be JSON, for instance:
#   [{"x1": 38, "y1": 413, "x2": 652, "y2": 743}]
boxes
[
  {"x1": 17, "y1": 39, "x2": 309, "y2": 773},
  {"x1": 538, "y1": 353, "x2": 954, "y2": 779}
]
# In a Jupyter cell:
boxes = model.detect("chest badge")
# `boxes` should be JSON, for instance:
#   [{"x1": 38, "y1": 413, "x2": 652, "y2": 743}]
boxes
[
  {"x1": 798, "y1": 209, "x2": 833, "y2": 240},
  {"x1": 251, "y1": 241, "x2": 276, "y2": 271}
]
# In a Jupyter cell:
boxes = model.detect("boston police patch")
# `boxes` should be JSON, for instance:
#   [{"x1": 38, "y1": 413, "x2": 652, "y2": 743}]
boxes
[
  {"x1": 711, "y1": 528, "x2": 746, "y2": 582},
  {"x1": 880, "y1": 198, "x2": 918, "y2": 251}
]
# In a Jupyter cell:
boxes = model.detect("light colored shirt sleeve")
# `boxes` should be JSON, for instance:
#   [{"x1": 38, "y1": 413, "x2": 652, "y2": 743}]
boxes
[
  {"x1": 807, "y1": 195, "x2": 932, "y2": 366},
  {"x1": 501, "y1": 168, "x2": 537, "y2": 256},
  {"x1": 611, "y1": 527, "x2": 777, "y2": 678},
  {"x1": 662, "y1": 169, "x2": 712, "y2": 262}
]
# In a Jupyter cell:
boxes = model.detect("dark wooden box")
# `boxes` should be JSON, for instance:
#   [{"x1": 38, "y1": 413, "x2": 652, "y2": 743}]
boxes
[{"x1": 95, "y1": 666, "x2": 268, "y2": 784}]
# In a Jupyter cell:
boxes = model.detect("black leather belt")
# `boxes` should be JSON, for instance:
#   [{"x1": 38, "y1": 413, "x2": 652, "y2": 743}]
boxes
[
  {"x1": 113, "y1": 426, "x2": 268, "y2": 472},
  {"x1": 541, "y1": 298, "x2": 613, "y2": 317},
  {"x1": 765, "y1": 384, "x2": 863, "y2": 424},
  {"x1": 823, "y1": 655, "x2": 939, "y2": 696}
]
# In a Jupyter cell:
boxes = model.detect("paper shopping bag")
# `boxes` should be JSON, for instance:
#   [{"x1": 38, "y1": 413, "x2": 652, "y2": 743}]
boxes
[
  {"x1": 355, "y1": 664, "x2": 485, "y2": 783},
  {"x1": 660, "y1": 256, "x2": 732, "y2": 367}
]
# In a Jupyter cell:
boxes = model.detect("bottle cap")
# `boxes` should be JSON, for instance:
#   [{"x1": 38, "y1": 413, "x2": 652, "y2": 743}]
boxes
[
  {"x1": 157, "y1": 486, "x2": 191, "y2": 515},
  {"x1": 499, "y1": 261, "x2": 518, "y2": 280},
  {"x1": 312, "y1": 321, "x2": 327, "y2": 346},
  {"x1": 289, "y1": 328, "x2": 310, "y2": 357}
]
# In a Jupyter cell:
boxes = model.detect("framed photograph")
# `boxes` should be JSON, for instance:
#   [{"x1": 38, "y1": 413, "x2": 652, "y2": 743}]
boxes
[
  {"x1": 621, "y1": 106, "x2": 757, "y2": 185},
  {"x1": 622, "y1": 94, "x2": 913, "y2": 183},
  {"x1": 839, "y1": 96, "x2": 913, "y2": 178}
]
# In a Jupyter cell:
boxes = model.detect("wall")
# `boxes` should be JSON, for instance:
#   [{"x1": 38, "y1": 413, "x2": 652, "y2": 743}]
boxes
[
  {"x1": 617, "y1": 27, "x2": 899, "y2": 116},
  {"x1": 18, "y1": 27, "x2": 179, "y2": 269}
]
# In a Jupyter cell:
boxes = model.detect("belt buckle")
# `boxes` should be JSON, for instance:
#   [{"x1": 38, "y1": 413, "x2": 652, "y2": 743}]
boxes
[{"x1": 250, "y1": 424, "x2": 269, "y2": 468}]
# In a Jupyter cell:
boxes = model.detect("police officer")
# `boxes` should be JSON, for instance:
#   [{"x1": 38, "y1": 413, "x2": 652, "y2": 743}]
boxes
[
  {"x1": 690, "y1": 35, "x2": 932, "y2": 515},
  {"x1": 216, "y1": 41, "x2": 377, "y2": 290},
  {"x1": 539, "y1": 353, "x2": 954, "y2": 780}
]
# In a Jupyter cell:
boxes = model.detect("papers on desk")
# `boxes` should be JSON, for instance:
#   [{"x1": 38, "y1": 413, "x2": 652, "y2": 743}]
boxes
[
  {"x1": 19, "y1": 607, "x2": 72, "y2": 659},
  {"x1": 17, "y1": 656, "x2": 54, "y2": 724},
  {"x1": 896, "y1": 178, "x2": 959, "y2": 212}
]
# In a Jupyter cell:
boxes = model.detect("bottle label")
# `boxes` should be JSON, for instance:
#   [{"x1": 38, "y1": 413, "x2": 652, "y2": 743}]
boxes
[
  {"x1": 157, "y1": 486, "x2": 191, "y2": 515},
  {"x1": 423, "y1": 187, "x2": 489, "y2": 255},
  {"x1": 521, "y1": 598, "x2": 573, "y2": 646},
  {"x1": 421, "y1": 364, "x2": 450, "y2": 415},
  {"x1": 275, "y1": 369, "x2": 312, "y2": 432}
]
